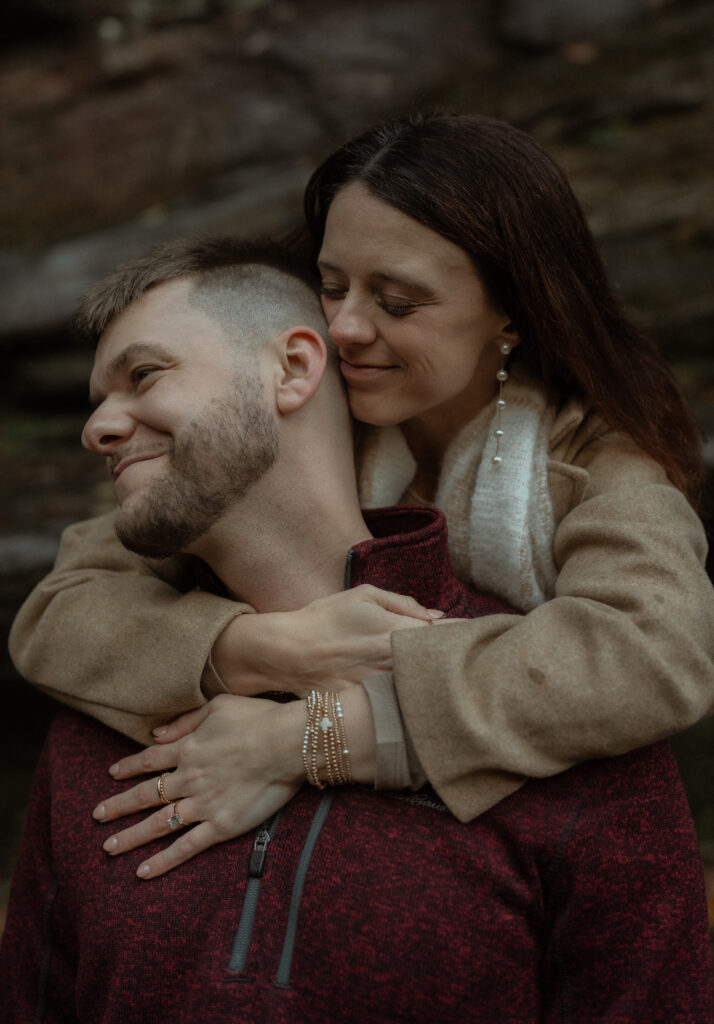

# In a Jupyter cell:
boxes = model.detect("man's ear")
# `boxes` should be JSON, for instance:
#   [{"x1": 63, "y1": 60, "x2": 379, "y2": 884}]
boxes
[{"x1": 274, "y1": 326, "x2": 328, "y2": 415}]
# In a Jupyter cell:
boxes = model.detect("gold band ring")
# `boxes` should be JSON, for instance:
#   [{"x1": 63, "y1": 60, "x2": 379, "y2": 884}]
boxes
[
  {"x1": 157, "y1": 771, "x2": 172, "y2": 805},
  {"x1": 167, "y1": 802, "x2": 184, "y2": 831}
]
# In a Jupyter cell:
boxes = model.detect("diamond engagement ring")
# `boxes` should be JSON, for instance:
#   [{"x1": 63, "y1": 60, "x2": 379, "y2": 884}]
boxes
[{"x1": 167, "y1": 802, "x2": 184, "y2": 831}]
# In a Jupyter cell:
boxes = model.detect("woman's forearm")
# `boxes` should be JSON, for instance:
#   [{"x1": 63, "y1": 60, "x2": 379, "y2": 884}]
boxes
[
  {"x1": 210, "y1": 584, "x2": 436, "y2": 697},
  {"x1": 9, "y1": 513, "x2": 244, "y2": 745}
]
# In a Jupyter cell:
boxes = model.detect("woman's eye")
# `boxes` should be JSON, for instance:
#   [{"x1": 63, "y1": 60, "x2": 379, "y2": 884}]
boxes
[
  {"x1": 378, "y1": 298, "x2": 415, "y2": 317},
  {"x1": 319, "y1": 284, "x2": 346, "y2": 300}
]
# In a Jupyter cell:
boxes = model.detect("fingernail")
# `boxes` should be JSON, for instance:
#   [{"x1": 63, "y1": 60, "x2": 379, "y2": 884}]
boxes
[
  {"x1": 93, "y1": 804, "x2": 106, "y2": 820},
  {"x1": 108, "y1": 763, "x2": 119, "y2": 776},
  {"x1": 137, "y1": 863, "x2": 151, "y2": 878},
  {"x1": 153, "y1": 726, "x2": 168, "y2": 737},
  {"x1": 427, "y1": 609, "x2": 446, "y2": 619},
  {"x1": 103, "y1": 836, "x2": 118, "y2": 852}
]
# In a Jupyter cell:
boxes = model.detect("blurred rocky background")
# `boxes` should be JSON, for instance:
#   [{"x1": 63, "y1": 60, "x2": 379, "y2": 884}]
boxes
[{"x1": 2, "y1": 0, "x2": 713, "y2": 929}]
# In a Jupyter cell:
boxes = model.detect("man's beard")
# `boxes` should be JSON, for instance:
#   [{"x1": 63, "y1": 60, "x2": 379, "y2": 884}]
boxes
[{"x1": 115, "y1": 375, "x2": 279, "y2": 559}]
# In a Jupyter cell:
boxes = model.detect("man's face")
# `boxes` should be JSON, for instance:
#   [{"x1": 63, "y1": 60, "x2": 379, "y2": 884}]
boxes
[{"x1": 82, "y1": 278, "x2": 279, "y2": 558}]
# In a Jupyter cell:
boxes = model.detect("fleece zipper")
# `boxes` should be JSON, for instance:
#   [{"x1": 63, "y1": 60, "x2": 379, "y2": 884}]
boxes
[
  {"x1": 273, "y1": 789, "x2": 334, "y2": 987},
  {"x1": 228, "y1": 812, "x2": 283, "y2": 974},
  {"x1": 226, "y1": 790, "x2": 335, "y2": 985}
]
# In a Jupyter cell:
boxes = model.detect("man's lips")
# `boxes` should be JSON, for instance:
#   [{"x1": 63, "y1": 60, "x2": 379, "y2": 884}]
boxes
[{"x1": 111, "y1": 453, "x2": 165, "y2": 480}]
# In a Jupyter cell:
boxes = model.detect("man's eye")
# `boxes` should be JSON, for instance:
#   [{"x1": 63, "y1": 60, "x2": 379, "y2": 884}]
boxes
[{"x1": 131, "y1": 366, "x2": 157, "y2": 385}]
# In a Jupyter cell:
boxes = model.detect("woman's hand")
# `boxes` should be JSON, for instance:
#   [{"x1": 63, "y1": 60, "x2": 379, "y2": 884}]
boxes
[
  {"x1": 91, "y1": 687, "x2": 377, "y2": 879},
  {"x1": 92, "y1": 694, "x2": 305, "y2": 879},
  {"x1": 213, "y1": 584, "x2": 442, "y2": 697}
]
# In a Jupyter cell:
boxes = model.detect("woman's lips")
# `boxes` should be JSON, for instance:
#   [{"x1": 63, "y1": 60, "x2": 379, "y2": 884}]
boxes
[{"x1": 340, "y1": 359, "x2": 396, "y2": 382}]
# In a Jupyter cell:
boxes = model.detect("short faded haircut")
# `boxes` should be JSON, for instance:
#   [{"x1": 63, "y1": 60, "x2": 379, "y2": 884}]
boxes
[{"x1": 74, "y1": 235, "x2": 328, "y2": 351}]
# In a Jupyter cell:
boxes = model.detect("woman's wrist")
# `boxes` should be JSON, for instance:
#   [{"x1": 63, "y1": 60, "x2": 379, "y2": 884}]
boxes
[
  {"x1": 271, "y1": 698, "x2": 311, "y2": 785},
  {"x1": 209, "y1": 587, "x2": 436, "y2": 699},
  {"x1": 300, "y1": 686, "x2": 376, "y2": 788},
  {"x1": 210, "y1": 612, "x2": 295, "y2": 695}
]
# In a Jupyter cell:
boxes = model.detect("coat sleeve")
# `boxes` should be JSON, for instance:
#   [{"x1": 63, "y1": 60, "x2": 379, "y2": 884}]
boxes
[
  {"x1": 391, "y1": 431, "x2": 714, "y2": 820},
  {"x1": 8, "y1": 512, "x2": 249, "y2": 745}
]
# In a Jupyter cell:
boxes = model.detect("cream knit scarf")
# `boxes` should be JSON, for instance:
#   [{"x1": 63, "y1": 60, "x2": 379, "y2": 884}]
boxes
[{"x1": 357, "y1": 374, "x2": 558, "y2": 612}]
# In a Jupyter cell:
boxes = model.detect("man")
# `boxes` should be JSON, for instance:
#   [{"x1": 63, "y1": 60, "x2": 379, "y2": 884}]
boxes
[{"x1": 1, "y1": 237, "x2": 711, "y2": 1023}]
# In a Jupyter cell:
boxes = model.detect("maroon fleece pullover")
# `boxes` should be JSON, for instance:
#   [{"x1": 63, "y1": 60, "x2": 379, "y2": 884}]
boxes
[{"x1": 1, "y1": 506, "x2": 712, "y2": 1023}]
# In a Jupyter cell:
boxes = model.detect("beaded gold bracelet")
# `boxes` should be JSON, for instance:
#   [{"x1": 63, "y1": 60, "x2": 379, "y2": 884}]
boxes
[
  {"x1": 302, "y1": 690, "x2": 353, "y2": 788},
  {"x1": 331, "y1": 692, "x2": 352, "y2": 785}
]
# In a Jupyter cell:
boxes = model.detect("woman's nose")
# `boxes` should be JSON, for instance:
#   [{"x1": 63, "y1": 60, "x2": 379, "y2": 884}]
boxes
[
  {"x1": 81, "y1": 400, "x2": 135, "y2": 454},
  {"x1": 327, "y1": 300, "x2": 378, "y2": 347}
]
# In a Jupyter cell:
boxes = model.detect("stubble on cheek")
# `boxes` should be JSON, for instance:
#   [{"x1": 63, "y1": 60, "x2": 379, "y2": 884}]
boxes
[{"x1": 114, "y1": 379, "x2": 279, "y2": 559}]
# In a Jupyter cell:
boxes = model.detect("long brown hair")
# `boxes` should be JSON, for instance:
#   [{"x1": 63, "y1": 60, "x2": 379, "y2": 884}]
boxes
[{"x1": 302, "y1": 111, "x2": 704, "y2": 506}]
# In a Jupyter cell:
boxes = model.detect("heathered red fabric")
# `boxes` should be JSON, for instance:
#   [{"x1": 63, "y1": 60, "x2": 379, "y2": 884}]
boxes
[{"x1": 2, "y1": 506, "x2": 712, "y2": 1023}]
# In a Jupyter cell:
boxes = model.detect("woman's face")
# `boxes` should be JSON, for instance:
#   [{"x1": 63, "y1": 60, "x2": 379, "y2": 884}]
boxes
[{"x1": 318, "y1": 183, "x2": 516, "y2": 448}]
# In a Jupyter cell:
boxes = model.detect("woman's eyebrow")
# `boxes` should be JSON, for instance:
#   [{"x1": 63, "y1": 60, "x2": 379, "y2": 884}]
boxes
[
  {"x1": 316, "y1": 259, "x2": 343, "y2": 275},
  {"x1": 370, "y1": 272, "x2": 434, "y2": 297}
]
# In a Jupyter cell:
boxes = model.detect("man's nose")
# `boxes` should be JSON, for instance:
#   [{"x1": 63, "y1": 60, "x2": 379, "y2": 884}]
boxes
[{"x1": 81, "y1": 399, "x2": 135, "y2": 454}]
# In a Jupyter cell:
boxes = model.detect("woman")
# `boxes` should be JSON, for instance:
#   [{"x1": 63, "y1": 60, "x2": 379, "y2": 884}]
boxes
[{"x1": 10, "y1": 112, "x2": 714, "y2": 875}]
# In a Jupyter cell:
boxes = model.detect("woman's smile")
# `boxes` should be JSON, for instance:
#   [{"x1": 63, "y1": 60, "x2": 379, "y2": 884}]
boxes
[{"x1": 339, "y1": 358, "x2": 398, "y2": 382}]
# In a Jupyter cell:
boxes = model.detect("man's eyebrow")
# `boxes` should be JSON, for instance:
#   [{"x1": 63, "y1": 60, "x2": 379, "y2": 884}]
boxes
[
  {"x1": 88, "y1": 341, "x2": 174, "y2": 408},
  {"x1": 317, "y1": 260, "x2": 433, "y2": 297}
]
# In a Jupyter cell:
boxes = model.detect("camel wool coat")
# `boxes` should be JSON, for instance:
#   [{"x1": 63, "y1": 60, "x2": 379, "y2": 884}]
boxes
[{"x1": 9, "y1": 396, "x2": 714, "y2": 821}]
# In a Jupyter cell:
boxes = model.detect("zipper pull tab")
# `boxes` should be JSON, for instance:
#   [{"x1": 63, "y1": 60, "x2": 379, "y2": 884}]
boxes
[{"x1": 249, "y1": 828, "x2": 272, "y2": 878}]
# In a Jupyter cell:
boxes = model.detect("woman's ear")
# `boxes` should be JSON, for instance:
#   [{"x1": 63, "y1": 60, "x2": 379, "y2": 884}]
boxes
[
  {"x1": 500, "y1": 320, "x2": 520, "y2": 350},
  {"x1": 274, "y1": 327, "x2": 328, "y2": 415}
]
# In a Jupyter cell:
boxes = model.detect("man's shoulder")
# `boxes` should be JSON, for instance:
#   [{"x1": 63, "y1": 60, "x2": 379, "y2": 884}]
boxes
[
  {"x1": 509, "y1": 740, "x2": 688, "y2": 839},
  {"x1": 46, "y1": 707, "x2": 140, "y2": 779}
]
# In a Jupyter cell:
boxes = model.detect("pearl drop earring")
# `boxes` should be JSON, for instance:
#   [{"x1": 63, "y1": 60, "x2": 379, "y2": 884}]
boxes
[{"x1": 492, "y1": 342, "x2": 512, "y2": 466}]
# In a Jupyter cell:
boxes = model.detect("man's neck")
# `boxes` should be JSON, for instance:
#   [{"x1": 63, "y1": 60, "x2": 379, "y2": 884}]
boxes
[{"x1": 188, "y1": 476, "x2": 372, "y2": 612}]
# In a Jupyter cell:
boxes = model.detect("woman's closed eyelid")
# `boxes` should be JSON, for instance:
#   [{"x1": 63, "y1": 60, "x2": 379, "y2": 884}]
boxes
[
  {"x1": 379, "y1": 301, "x2": 416, "y2": 317},
  {"x1": 377, "y1": 291, "x2": 422, "y2": 311},
  {"x1": 320, "y1": 280, "x2": 424, "y2": 318}
]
